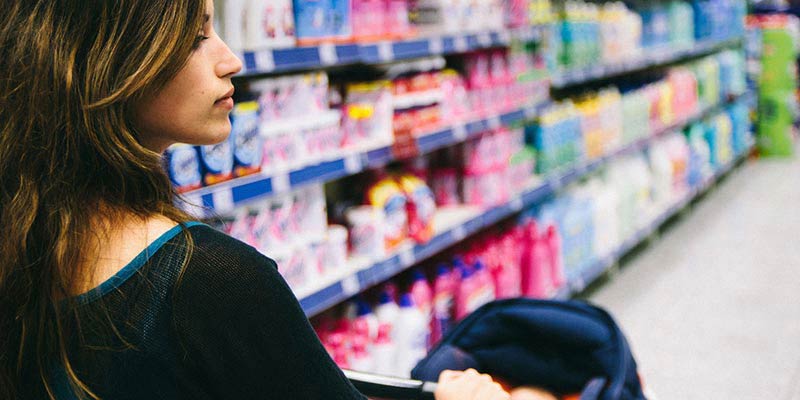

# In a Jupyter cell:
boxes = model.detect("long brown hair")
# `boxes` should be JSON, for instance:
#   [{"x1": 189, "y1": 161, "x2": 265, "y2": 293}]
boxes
[{"x1": 0, "y1": 1, "x2": 207, "y2": 398}]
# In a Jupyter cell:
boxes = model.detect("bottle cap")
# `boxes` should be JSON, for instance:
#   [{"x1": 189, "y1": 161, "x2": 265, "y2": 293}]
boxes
[
  {"x1": 412, "y1": 268, "x2": 427, "y2": 282},
  {"x1": 399, "y1": 293, "x2": 416, "y2": 308}
]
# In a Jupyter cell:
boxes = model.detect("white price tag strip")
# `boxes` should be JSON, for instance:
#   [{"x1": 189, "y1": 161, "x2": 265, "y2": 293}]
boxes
[
  {"x1": 477, "y1": 32, "x2": 492, "y2": 47},
  {"x1": 497, "y1": 30, "x2": 511, "y2": 44},
  {"x1": 319, "y1": 43, "x2": 338, "y2": 66},
  {"x1": 488, "y1": 115, "x2": 501, "y2": 130},
  {"x1": 181, "y1": 193, "x2": 205, "y2": 216},
  {"x1": 212, "y1": 190, "x2": 235, "y2": 214},
  {"x1": 255, "y1": 50, "x2": 276, "y2": 72},
  {"x1": 510, "y1": 196, "x2": 524, "y2": 212},
  {"x1": 344, "y1": 154, "x2": 362, "y2": 173},
  {"x1": 272, "y1": 173, "x2": 290, "y2": 193},
  {"x1": 454, "y1": 36, "x2": 468, "y2": 52},
  {"x1": 452, "y1": 124, "x2": 467, "y2": 141},
  {"x1": 429, "y1": 37, "x2": 444, "y2": 54},
  {"x1": 524, "y1": 106, "x2": 539, "y2": 120},
  {"x1": 377, "y1": 41, "x2": 394, "y2": 62},
  {"x1": 549, "y1": 176, "x2": 563, "y2": 192},
  {"x1": 452, "y1": 225, "x2": 466, "y2": 241},
  {"x1": 399, "y1": 248, "x2": 415, "y2": 268},
  {"x1": 341, "y1": 275, "x2": 360, "y2": 296}
]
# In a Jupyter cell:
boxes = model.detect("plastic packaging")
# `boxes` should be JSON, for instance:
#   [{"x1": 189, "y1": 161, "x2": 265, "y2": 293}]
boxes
[{"x1": 394, "y1": 294, "x2": 429, "y2": 377}]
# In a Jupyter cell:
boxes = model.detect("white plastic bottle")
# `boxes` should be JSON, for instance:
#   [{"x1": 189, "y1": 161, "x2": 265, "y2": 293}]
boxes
[
  {"x1": 393, "y1": 294, "x2": 429, "y2": 377},
  {"x1": 371, "y1": 323, "x2": 397, "y2": 375},
  {"x1": 375, "y1": 289, "x2": 400, "y2": 328}
]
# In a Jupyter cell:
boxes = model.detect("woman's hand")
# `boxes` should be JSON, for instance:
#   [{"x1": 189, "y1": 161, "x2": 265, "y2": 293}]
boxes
[{"x1": 435, "y1": 369, "x2": 511, "y2": 400}]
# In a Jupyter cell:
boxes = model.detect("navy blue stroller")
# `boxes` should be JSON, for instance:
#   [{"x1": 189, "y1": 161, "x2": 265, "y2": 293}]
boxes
[{"x1": 344, "y1": 299, "x2": 646, "y2": 400}]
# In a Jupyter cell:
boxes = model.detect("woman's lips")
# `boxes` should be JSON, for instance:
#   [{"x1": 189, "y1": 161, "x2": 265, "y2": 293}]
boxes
[{"x1": 214, "y1": 96, "x2": 234, "y2": 110}]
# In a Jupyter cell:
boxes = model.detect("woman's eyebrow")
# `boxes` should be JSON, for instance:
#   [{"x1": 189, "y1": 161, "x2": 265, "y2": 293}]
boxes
[{"x1": 203, "y1": 14, "x2": 210, "y2": 24}]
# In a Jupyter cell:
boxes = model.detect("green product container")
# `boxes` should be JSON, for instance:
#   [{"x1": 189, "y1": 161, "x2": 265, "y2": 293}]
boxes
[
  {"x1": 760, "y1": 28, "x2": 799, "y2": 92},
  {"x1": 757, "y1": 90, "x2": 796, "y2": 156}
]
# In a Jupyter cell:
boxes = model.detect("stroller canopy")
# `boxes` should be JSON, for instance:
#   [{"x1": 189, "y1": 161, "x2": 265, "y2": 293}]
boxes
[{"x1": 411, "y1": 299, "x2": 646, "y2": 400}]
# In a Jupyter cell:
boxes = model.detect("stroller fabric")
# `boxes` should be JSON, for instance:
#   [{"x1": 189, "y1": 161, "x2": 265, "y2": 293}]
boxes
[{"x1": 410, "y1": 299, "x2": 646, "y2": 400}]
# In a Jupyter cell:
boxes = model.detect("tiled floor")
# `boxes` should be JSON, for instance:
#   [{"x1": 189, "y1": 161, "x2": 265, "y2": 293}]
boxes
[{"x1": 588, "y1": 156, "x2": 800, "y2": 399}]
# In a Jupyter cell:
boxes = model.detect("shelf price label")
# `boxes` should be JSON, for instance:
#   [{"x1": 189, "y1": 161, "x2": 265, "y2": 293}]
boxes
[
  {"x1": 454, "y1": 36, "x2": 468, "y2": 52},
  {"x1": 344, "y1": 154, "x2": 363, "y2": 174},
  {"x1": 488, "y1": 115, "x2": 501, "y2": 130},
  {"x1": 319, "y1": 43, "x2": 338, "y2": 66},
  {"x1": 429, "y1": 37, "x2": 444, "y2": 55},
  {"x1": 510, "y1": 196, "x2": 524, "y2": 212},
  {"x1": 272, "y1": 173, "x2": 290, "y2": 194},
  {"x1": 497, "y1": 30, "x2": 511, "y2": 44},
  {"x1": 548, "y1": 175, "x2": 563, "y2": 192},
  {"x1": 452, "y1": 124, "x2": 467, "y2": 141},
  {"x1": 399, "y1": 248, "x2": 415, "y2": 268},
  {"x1": 341, "y1": 274, "x2": 360, "y2": 297},
  {"x1": 212, "y1": 190, "x2": 235, "y2": 214},
  {"x1": 477, "y1": 32, "x2": 492, "y2": 47},
  {"x1": 181, "y1": 193, "x2": 205, "y2": 216},
  {"x1": 255, "y1": 50, "x2": 276, "y2": 72},
  {"x1": 377, "y1": 41, "x2": 394, "y2": 62},
  {"x1": 452, "y1": 225, "x2": 466, "y2": 241}
]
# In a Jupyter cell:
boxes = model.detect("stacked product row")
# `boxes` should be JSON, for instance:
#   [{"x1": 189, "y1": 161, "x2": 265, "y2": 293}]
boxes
[
  {"x1": 539, "y1": 98, "x2": 752, "y2": 280},
  {"x1": 532, "y1": 49, "x2": 746, "y2": 174},
  {"x1": 212, "y1": 0, "x2": 745, "y2": 58},
  {"x1": 525, "y1": 0, "x2": 745, "y2": 70},
  {"x1": 312, "y1": 216, "x2": 566, "y2": 377},
  {"x1": 214, "y1": 0, "x2": 554, "y2": 51},
  {"x1": 309, "y1": 96, "x2": 752, "y2": 379},
  {"x1": 166, "y1": 47, "x2": 549, "y2": 193}
]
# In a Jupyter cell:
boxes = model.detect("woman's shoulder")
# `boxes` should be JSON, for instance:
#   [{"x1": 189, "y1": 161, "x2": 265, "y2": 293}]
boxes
[
  {"x1": 182, "y1": 223, "x2": 277, "y2": 270},
  {"x1": 175, "y1": 223, "x2": 282, "y2": 297}
]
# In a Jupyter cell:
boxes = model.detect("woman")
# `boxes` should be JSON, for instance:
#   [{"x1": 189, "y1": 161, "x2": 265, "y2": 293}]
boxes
[{"x1": 0, "y1": 1, "x2": 512, "y2": 399}]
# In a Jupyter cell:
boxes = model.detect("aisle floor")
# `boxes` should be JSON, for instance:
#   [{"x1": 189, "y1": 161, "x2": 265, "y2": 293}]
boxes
[{"x1": 587, "y1": 156, "x2": 800, "y2": 399}]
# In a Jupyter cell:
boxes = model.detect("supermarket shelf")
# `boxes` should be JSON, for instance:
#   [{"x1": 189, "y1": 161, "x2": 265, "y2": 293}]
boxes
[
  {"x1": 181, "y1": 102, "x2": 549, "y2": 217},
  {"x1": 564, "y1": 145, "x2": 751, "y2": 295},
  {"x1": 298, "y1": 94, "x2": 750, "y2": 317},
  {"x1": 551, "y1": 37, "x2": 744, "y2": 89},
  {"x1": 237, "y1": 26, "x2": 548, "y2": 77}
]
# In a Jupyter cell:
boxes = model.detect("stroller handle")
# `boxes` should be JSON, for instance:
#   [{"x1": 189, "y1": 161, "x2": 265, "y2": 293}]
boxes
[{"x1": 343, "y1": 369, "x2": 437, "y2": 400}]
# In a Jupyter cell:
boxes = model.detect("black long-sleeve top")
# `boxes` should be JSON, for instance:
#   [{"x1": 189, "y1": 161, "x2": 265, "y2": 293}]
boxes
[{"x1": 41, "y1": 222, "x2": 366, "y2": 400}]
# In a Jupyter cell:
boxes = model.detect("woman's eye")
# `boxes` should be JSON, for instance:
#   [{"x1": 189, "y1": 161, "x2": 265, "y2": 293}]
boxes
[{"x1": 193, "y1": 34, "x2": 210, "y2": 49}]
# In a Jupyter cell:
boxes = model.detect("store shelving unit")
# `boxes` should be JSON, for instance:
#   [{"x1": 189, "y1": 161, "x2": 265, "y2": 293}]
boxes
[
  {"x1": 551, "y1": 37, "x2": 744, "y2": 88},
  {"x1": 190, "y1": 5, "x2": 756, "y2": 319},
  {"x1": 237, "y1": 26, "x2": 549, "y2": 76},
  {"x1": 563, "y1": 143, "x2": 753, "y2": 296},
  {"x1": 181, "y1": 102, "x2": 549, "y2": 216},
  {"x1": 186, "y1": 33, "x2": 748, "y2": 217},
  {"x1": 297, "y1": 92, "x2": 753, "y2": 317}
]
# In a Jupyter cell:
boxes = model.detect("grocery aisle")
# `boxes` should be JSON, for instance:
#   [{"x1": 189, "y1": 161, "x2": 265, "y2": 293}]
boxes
[{"x1": 588, "y1": 157, "x2": 800, "y2": 400}]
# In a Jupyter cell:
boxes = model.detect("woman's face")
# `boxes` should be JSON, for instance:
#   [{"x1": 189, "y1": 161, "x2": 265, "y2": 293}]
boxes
[{"x1": 135, "y1": 1, "x2": 243, "y2": 153}]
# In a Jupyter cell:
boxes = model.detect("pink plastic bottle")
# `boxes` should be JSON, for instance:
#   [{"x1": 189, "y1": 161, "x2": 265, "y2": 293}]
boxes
[
  {"x1": 494, "y1": 235, "x2": 522, "y2": 298},
  {"x1": 409, "y1": 269, "x2": 433, "y2": 321},
  {"x1": 349, "y1": 336, "x2": 374, "y2": 372},
  {"x1": 472, "y1": 260, "x2": 497, "y2": 304},
  {"x1": 455, "y1": 266, "x2": 478, "y2": 321},
  {"x1": 430, "y1": 264, "x2": 455, "y2": 346},
  {"x1": 520, "y1": 220, "x2": 552, "y2": 298},
  {"x1": 464, "y1": 53, "x2": 491, "y2": 117},
  {"x1": 352, "y1": 299, "x2": 380, "y2": 342},
  {"x1": 546, "y1": 224, "x2": 566, "y2": 290},
  {"x1": 329, "y1": 332, "x2": 351, "y2": 369}
]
